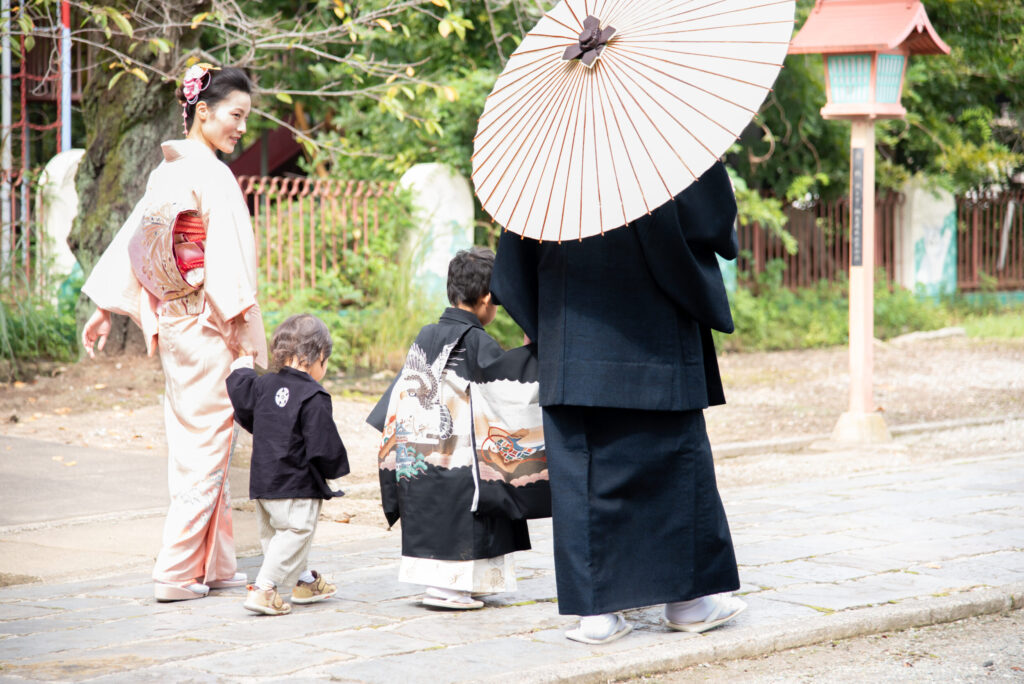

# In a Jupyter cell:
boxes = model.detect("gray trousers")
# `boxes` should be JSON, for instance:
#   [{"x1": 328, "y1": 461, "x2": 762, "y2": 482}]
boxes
[{"x1": 255, "y1": 498, "x2": 322, "y2": 591}]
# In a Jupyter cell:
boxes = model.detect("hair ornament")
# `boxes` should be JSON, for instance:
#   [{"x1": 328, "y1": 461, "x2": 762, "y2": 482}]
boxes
[{"x1": 180, "y1": 62, "x2": 218, "y2": 133}]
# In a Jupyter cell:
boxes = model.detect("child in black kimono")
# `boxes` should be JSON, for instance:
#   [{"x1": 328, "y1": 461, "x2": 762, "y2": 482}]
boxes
[
  {"x1": 367, "y1": 247, "x2": 547, "y2": 610},
  {"x1": 226, "y1": 313, "x2": 349, "y2": 616}
]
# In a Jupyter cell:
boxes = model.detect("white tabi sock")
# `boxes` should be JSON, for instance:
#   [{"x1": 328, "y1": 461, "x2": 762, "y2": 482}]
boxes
[
  {"x1": 425, "y1": 586, "x2": 475, "y2": 603},
  {"x1": 665, "y1": 596, "x2": 714, "y2": 624},
  {"x1": 298, "y1": 570, "x2": 316, "y2": 584},
  {"x1": 578, "y1": 613, "x2": 620, "y2": 640}
]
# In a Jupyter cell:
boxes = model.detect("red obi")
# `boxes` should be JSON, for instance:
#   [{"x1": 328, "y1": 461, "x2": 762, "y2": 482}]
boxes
[
  {"x1": 128, "y1": 204, "x2": 207, "y2": 302},
  {"x1": 173, "y1": 211, "x2": 206, "y2": 281}
]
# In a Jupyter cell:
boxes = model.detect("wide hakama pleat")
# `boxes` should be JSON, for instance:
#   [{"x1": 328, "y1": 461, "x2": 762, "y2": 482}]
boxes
[
  {"x1": 542, "y1": 405, "x2": 739, "y2": 616},
  {"x1": 152, "y1": 313, "x2": 238, "y2": 586}
]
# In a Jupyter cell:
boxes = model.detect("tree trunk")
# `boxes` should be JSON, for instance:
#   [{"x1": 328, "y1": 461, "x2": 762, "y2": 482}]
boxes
[{"x1": 67, "y1": 1, "x2": 209, "y2": 355}]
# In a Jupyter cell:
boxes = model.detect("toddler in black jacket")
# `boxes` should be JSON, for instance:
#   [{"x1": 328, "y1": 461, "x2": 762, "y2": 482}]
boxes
[{"x1": 226, "y1": 313, "x2": 349, "y2": 615}]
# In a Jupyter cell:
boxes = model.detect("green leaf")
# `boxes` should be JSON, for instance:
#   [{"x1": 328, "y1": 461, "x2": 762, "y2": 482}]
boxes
[
  {"x1": 104, "y1": 8, "x2": 134, "y2": 38},
  {"x1": 150, "y1": 38, "x2": 172, "y2": 54},
  {"x1": 276, "y1": 92, "x2": 294, "y2": 104},
  {"x1": 16, "y1": 13, "x2": 34, "y2": 35},
  {"x1": 107, "y1": 71, "x2": 125, "y2": 90}
]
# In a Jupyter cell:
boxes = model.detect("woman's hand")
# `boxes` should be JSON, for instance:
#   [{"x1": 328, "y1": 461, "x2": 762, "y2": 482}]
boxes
[{"x1": 82, "y1": 308, "x2": 112, "y2": 359}]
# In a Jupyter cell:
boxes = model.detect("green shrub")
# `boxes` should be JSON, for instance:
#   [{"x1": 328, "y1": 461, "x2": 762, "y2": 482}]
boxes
[
  {"x1": 0, "y1": 275, "x2": 79, "y2": 380},
  {"x1": 718, "y1": 260, "x2": 952, "y2": 352},
  {"x1": 487, "y1": 307, "x2": 527, "y2": 350},
  {"x1": 259, "y1": 190, "x2": 440, "y2": 374}
]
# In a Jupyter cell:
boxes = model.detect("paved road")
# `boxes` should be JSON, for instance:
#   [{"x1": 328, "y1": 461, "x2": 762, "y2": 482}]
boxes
[
  {"x1": 644, "y1": 609, "x2": 1024, "y2": 683},
  {"x1": 0, "y1": 436, "x2": 169, "y2": 526},
  {"x1": 0, "y1": 421, "x2": 1021, "y2": 682}
]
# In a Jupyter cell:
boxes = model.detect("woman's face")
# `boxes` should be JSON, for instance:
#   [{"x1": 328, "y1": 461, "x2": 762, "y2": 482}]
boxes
[{"x1": 193, "y1": 90, "x2": 251, "y2": 154}]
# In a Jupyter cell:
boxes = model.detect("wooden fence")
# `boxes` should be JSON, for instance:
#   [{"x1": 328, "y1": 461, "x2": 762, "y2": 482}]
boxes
[
  {"x1": 736, "y1": 193, "x2": 905, "y2": 288},
  {"x1": 956, "y1": 189, "x2": 1024, "y2": 291},
  {"x1": 3, "y1": 173, "x2": 1023, "y2": 298},
  {"x1": 237, "y1": 176, "x2": 397, "y2": 294}
]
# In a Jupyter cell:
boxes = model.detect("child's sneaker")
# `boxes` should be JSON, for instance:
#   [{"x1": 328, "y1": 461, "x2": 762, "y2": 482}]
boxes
[
  {"x1": 244, "y1": 585, "x2": 291, "y2": 615},
  {"x1": 291, "y1": 570, "x2": 336, "y2": 604}
]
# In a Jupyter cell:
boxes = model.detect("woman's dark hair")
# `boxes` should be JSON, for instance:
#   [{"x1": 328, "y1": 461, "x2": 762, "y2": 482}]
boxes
[
  {"x1": 447, "y1": 246, "x2": 495, "y2": 306},
  {"x1": 270, "y1": 314, "x2": 332, "y2": 370},
  {"x1": 175, "y1": 67, "x2": 253, "y2": 133}
]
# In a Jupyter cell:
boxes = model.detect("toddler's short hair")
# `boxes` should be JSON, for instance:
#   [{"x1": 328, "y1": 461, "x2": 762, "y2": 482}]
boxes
[
  {"x1": 270, "y1": 314, "x2": 332, "y2": 369},
  {"x1": 447, "y1": 247, "x2": 495, "y2": 306}
]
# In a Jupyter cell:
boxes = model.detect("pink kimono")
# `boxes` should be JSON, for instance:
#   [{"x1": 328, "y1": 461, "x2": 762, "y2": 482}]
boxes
[{"x1": 81, "y1": 139, "x2": 267, "y2": 588}]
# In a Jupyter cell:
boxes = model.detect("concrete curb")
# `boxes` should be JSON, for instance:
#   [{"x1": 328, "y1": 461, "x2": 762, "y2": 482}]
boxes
[
  {"x1": 503, "y1": 583, "x2": 1024, "y2": 684},
  {"x1": 713, "y1": 414, "x2": 1024, "y2": 458}
]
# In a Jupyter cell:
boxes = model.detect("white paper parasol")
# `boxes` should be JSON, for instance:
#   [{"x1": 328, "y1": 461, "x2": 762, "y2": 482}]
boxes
[{"x1": 471, "y1": 0, "x2": 795, "y2": 241}]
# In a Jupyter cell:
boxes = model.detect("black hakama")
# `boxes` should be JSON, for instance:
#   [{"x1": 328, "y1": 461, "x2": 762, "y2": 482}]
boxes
[{"x1": 542, "y1": 406, "x2": 739, "y2": 616}]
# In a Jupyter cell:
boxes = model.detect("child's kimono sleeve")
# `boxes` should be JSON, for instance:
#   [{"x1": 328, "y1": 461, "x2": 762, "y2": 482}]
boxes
[
  {"x1": 374, "y1": 384, "x2": 402, "y2": 527},
  {"x1": 225, "y1": 363, "x2": 258, "y2": 433},
  {"x1": 300, "y1": 393, "x2": 350, "y2": 482},
  {"x1": 469, "y1": 342, "x2": 550, "y2": 520}
]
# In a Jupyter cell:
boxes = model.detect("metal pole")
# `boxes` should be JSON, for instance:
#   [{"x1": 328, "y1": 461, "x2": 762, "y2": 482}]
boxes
[
  {"x1": 1, "y1": 0, "x2": 12, "y2": 283},
  {"x1": 60, "y1": 0, "x2": 71, "y2": 152},
  {"x1": 832, "y1": 118, "x2": 891, "y2": 443}
]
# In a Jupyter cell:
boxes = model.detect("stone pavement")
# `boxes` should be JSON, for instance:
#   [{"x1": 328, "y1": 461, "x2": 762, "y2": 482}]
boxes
[{"x1": 1, "y1": 445, "x2": 1023, "y2": 682}]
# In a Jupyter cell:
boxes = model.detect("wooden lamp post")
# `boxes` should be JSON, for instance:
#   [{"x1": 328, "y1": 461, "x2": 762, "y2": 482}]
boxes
[{"x1": 789, "y1": 0, "x2": 949, "y2": 443}]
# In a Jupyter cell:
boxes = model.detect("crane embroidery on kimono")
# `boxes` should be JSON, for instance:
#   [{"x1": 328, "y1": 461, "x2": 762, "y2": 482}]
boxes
[{"x1": 401, "y1": 341, "x2": 457, "y2": 440}]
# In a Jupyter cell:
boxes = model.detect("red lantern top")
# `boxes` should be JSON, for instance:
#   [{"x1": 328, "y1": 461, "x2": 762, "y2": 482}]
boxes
[{"x1": 789, "y1": 0, "x2": 950, "y2": 57}]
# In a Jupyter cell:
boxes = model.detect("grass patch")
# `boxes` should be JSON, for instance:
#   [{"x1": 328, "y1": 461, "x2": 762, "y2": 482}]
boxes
[
  {"x1": 958, "y1": 311, "x2": 1024, "y2": 339},
  {"x1": 805, "y1": 604, "x2": 836, "y2": 615},
  {"x1": 0, "y1": 269, "x2": 81, "y2": 381}
]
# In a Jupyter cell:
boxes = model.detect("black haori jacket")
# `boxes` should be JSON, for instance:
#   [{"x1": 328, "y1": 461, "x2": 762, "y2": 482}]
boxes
[
  {"x1": 227, "y1": 365, "x2": 349, "y2": 500},
  {"x1": 366, "y1": 308, "x2": 547, "y2": 561},
  {"x1": 490, "y1": 161, "x2": 738, "y2": 412}
]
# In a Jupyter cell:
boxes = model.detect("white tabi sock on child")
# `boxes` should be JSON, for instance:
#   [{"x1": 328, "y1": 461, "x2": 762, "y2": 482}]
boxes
[
  {"x1": 298, "y1": 570, "x2": 316, "y2": 584},
  {"x1": 425, "y1": 586, "x2": 475, "y2": 604}
]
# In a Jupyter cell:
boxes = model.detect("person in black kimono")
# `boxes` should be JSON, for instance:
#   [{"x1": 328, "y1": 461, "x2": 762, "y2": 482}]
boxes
[
  {"x1": 367, "y1": 247, "x2": 544, "y2": 610},
  {"x1": 226, "y1": 313, "x2": 350, "y2": 616},
  {"x1": 489, "y1": 162, "x2": 745, "y2": 643}
]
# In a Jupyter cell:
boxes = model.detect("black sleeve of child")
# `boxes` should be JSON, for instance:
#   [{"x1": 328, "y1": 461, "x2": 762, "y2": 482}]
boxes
[
  {"x1": 365, "y1": 373, "x2": 398, "y2": 432},
  {"x1": 225, "y1": 368, "x2": 258, "y2": 433},
  {"x1": 300, "y1": 392, "x2": 350, "y2": 480}
]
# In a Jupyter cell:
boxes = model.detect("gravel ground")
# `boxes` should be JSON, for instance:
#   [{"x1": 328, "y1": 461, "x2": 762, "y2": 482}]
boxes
[{"x1": 2, "y1": 334, "x2": 1022, "y2": 490}]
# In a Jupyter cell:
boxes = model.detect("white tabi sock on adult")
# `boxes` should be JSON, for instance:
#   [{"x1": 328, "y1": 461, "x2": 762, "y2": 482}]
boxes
[
  {"x1": 664, "y1": 596, "x2": 714, "y2": 624},
  {"x1": 578, "y1": 613, "x2": 621, "y2": 640}
]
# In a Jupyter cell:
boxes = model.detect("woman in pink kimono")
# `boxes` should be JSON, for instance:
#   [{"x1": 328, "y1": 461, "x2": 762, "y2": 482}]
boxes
[{"x1": 81, "y1": 66, "x2": 267, "y2": 602}]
